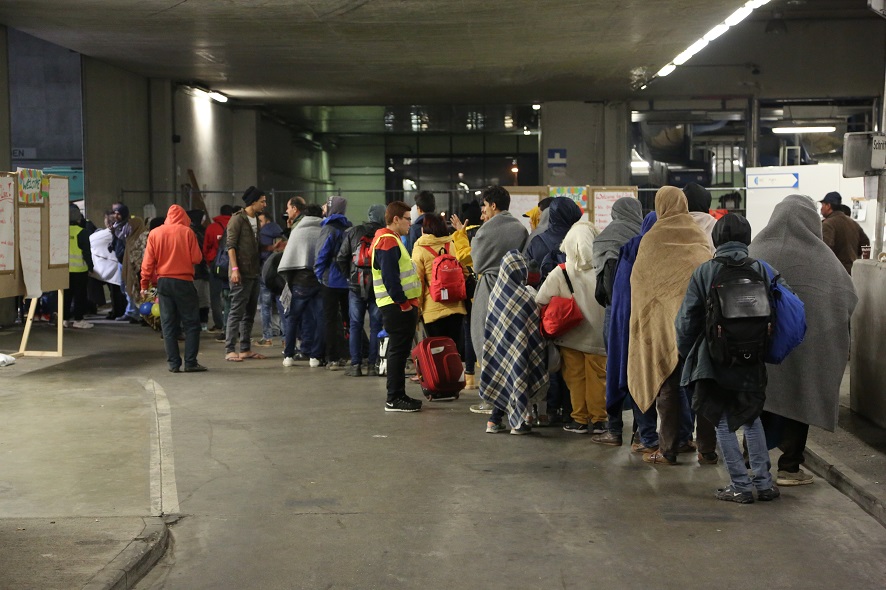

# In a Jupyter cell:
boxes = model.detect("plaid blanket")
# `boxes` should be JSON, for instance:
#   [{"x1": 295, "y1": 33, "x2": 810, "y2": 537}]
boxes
[{"x1": 480, "y1": 250, "x2": 549, "y2": 428}]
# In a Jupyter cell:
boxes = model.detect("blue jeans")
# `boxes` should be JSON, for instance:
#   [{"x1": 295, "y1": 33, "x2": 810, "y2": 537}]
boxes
[
  {"x1": 717, "y1": 414, "x2": 773, "y2": 493},
  {"x1": 348, "y1": 292, "x2": 382, "y2": 366},
  {"x1": 259, "y1": 281, "x2": 284, "y2": 340},
  {"x1": 283, "y1": 284, "x2": 324, "y2": 359},
  {"x1": 632, "y1": 401, "x2": 659, "y2": 447}
]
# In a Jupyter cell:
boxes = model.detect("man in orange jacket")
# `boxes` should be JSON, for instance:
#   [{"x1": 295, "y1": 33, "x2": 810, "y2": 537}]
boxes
[{"x1": 141, "y1": 204, "x2": 206, "y2": 373}]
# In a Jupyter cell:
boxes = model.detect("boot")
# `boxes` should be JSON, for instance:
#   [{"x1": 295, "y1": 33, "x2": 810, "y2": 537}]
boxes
[{"x1": 463, "y1": 373, "x2": 478, "y2": 390}]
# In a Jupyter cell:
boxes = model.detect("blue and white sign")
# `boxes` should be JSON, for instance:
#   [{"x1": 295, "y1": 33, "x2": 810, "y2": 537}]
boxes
[
  {"x1": 747, "y1": 172, "x2": 799, "y2": 189},
  {"x1": 547, "y1": 149, "x2": 567, "y2": 168}
]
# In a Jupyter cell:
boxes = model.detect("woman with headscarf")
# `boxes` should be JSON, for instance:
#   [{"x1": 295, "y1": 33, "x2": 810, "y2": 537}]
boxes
[
  {"x1": 537, "y1": 221, "x2": 607, "y2": 434},
  {"x1": 591, "y1": 196, "x2": 643, "y2": 342},
  {"x1": 480, "y1": 250, "x2": 548, "y2": 434},
  {"x1": 524, "y1": 197, "x2": 583, "y2": 286},
  {"x1": 749, "y1": 194, "x2": 857, "y2": 487},
  {"x1": 676, "y1": 213, "x2": 780, "y2": 503},
  {"x1": 591, "y1": 212, "x2": 659, "y2": 448},
  {"x1": 628, "y1": 186, "x2": 713, "y2": 466}
]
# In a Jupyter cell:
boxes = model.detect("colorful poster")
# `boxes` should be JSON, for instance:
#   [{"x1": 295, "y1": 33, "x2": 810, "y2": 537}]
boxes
[
  {"x1": 17, "y1": 168, "x2": 45, "y2": 204},
  {"x1": 48, "y1": 176, "x2": 70, "y2": 266},
  {"x1": 0, "y1": 176, "x2": 14, "y2": 273},
  {"x1": 550, "y1": 186, "x2": 589, "y2": 213}
]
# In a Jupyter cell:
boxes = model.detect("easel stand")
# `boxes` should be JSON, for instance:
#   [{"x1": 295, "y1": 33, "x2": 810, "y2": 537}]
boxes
[{"x1": 14, "y1": 289, "x2": 64, "y2": 358}]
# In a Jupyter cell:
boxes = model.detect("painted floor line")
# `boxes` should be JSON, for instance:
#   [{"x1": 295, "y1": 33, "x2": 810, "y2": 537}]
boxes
[{"x1": 145, "y1": 379, "x2": 180, "y2": 516}]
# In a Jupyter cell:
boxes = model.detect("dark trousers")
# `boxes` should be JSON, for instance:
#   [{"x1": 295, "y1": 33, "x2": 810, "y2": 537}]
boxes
[
  {"x1": 208, "y1": 274, "x2": 227, "y2": 329},
  {"x1": 322, "y1": 286, "x2": 349, "y2": 362},
  {"x1": 463, "y1": 308, "x2": 476, "y2": 373},
  {"x1": 62, "y1": 272, "x2": 89, "y2": 321},
  {"x1": 657, "y1": 367, "x2": 717, "y2": 457},
  {"x1": 777, "y1": 416, "x2": 810, "y2": 472},
  {"x1": 158, "y1": 277, "x2": 201, "y2": 370},
  {"x1": 380, "y1": 304, "x2": 418, "y2": 402},
  {"x1": 283, "y1": 284, "x2": 324, "y2": 359},
  {"x1": 225, "y1": 277, "x2": 260, "y2": 354},
  {"x1": 424, "y1": 313, "x2": 465, "y2": 358}
]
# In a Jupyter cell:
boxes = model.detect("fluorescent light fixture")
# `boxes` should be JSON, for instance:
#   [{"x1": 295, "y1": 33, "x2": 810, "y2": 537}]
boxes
[
  {"x1": 703, "y1": 24, "x2": 729, "y2": 42},
  {"x1": 673, "y1": 38, "x2": 709, "y2": 66},
  {"x1": 772, "y1": 126, "x2": 837, "y2": 134},
  {"x1": 639, "y1": 84, "x2": 648, "y2": 90},
  {"x1": 523, "y1": 128, "x2": 531, "y2": 135},
  {"x1": 207, "y1": 91, "x2": 228, "y2": 103},
  {"x1": 724, "y1": 6, "x2": 753, "y2": 26},
  {"x1": 532, "y1": 104, "x2": 541, "y2": 110},
  {"x1": 631, "y1": 161, "x2": 651, "y2": 169},
  {"x1": 656, "y1": 64, "x2": 677, "y2": 77},
  {"x1": 191, "y1": 87, "x2": 209, "y2": 98},
  {"x1": 745, "y1": 0, "x2": 771, "y2": 8}
]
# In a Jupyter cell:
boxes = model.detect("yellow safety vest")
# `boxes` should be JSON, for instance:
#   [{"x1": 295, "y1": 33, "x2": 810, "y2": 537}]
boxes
[
  {"x1": 69, "y1": 226, "x2": 88, "y2": 273},
  {"x1": 370, "y1": 232, "x2": 421, "y2": 307}
]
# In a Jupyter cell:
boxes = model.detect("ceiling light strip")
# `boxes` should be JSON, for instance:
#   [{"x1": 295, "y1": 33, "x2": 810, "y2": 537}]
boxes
[{"x1": 644, "y1": 0, "x2": 771, "y2": 85}]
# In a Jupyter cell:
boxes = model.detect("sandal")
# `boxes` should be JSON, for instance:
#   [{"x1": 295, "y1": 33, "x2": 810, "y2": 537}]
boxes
[
  {"x1": 239, "y1": 351, "x2": 267, "y2": 360},
  {"x1": 225, "y1": 352, "x2": 243, "y2": 362},
  {"x1": 642, "y1": 450, "x2": 677, "y2": 465}
]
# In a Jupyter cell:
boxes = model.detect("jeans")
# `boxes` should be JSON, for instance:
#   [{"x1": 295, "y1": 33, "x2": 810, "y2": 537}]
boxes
[
  {"x1": 603, "y1": 305, "x2": 612, "y2": 353},
  {"x1": 259, "y1": 281, "x2": 284, "y2": 340},
  {"x1": 322, "y1": 286, "x2": 350, "y2": 362},
  {"x1": 225, "y1": 276, "x2": 260, "y2": 354},
  {"x1": 157, "y1": 277, "x2": 202, "y2": 370},
  {"x1": 348, "y1": 292, "x2": 382, "y2": 366},
  {"x1": 717, "y1": 414, "x2": 773, "y2": 493},
  {"x1": 380, "y1": 304, "x2": 418, "y2": 402},
  {"x1": 283, "y1": 284, "x2": 324, "y2": 359},
  {"x1": 208, "y1": 274, "x2": 227, "y2": 329},
  {"x1": 632, "y1": 401, "x2": 660, "y2": 447}
]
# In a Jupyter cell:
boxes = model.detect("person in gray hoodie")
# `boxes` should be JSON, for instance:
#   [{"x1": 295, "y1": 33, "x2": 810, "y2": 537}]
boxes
[
  {"x1": 279, "y1": 204, "x2": 326, "y2": 366},
  {"x1": 336, "y1": 204, "x2": 386, "y2": 376}
]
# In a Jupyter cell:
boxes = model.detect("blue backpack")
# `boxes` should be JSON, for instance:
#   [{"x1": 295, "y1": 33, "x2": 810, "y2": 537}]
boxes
[{"x1": 760, "y1": 261, "x2": 807, "y2": 364}]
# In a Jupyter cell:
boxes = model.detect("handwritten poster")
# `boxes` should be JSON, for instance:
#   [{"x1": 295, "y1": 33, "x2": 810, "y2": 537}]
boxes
[
  {"x1": 550, "y1": 186, "x2": 589, "y2": 213},
  {"x1": 19, "y1": 207, "x2": 42, "y2": 298},
  {"x1": 48, "y1": 176, "x2": 69, "y2": 266},
  {"x1": 0, "y1": 176, "x2": 13, "y2": 273},
  {"x1": 17, "y1": 168, "x2": 44, "y2": 204},
  {"x1": 592, "y1": 187, "x2": 638, "y2": 231}
]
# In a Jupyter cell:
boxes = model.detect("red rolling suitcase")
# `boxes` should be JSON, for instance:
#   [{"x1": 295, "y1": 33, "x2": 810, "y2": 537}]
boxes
[{"x1": 411, "y1": 336, "x2": 465, "y2": 401}]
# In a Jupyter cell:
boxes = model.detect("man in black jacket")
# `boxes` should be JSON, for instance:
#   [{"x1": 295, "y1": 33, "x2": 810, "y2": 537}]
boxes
[{"x1": 336, "y1": 204, "x2": 386, "y2": 376}]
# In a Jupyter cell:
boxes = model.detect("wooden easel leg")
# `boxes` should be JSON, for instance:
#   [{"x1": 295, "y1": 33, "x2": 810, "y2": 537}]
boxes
[
  {"x1": 17, "y1": 298, "x2": 37, "y2": 354},
  {"x1": 56, "y1": 289, "x2": 63, "y2": 356}
]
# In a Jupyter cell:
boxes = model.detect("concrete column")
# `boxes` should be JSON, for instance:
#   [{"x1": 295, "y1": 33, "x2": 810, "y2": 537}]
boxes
[
  {"x1": 0, "y1": 25, "x2": 15, "y2": 327},
  {"x1": 232, "y1": 110, "x2": 258, "y2": 192},
  {"x1": 540, "y1": 101, "x2": 630, "y2": 187},
  {"x1": 149, "y1": 79, "x2": 175, "y2": 200}
]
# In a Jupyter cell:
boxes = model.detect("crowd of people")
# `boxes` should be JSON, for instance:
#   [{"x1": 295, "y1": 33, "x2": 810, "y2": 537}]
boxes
[{"x1": 52, "y1": 181, "x2": 865, "y2": 504}]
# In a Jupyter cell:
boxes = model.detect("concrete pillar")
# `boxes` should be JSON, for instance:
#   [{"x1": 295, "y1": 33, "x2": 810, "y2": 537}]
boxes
[
  {"x1": 0, "y1": 25, "x2": 15, "y2": 326},
  {"x1": 540, "y1": 101, "x2": 630, "y2": 187},
  {"x1": 850, "y1": 261, "x2": 886, "y2": 429},
  {"x1": 149, "y1": 79, "x2": 175, "y2": 201},
  {"x1": 232, "y1": 110, "x2": 258, "y2": 192}
]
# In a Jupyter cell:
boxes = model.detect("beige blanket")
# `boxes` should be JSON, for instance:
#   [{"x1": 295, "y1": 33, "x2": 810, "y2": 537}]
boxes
[{"x1": 628, "y1": 187, "x2": 711, "y2": 412}]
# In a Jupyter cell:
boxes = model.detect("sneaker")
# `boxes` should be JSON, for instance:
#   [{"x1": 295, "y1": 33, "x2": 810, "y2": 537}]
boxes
[
  {"x1": 206, "y1": 325, "x2": 223, "y2": 334},
  {"x1": 367, "y1": 365, "x2": 380, "y2": 377},
  {"x1": 590, "y1": 421, "x2": 608, "y2": 434},
  {"x1": 200, "y1": 323, "x2": 208, "y2": 332},
  {"x1": 486, "y1": 421, "x2": 507, "y2": 434},
  {"x1": 510, "y1": 423, "x2": 533, "y2": 435},
  {"x1": 215, "y1": 333, "x2": 226, "y2": 342},
  {"x1": 756, "y1": 485, "x2": 781, "y2": 501},
  {"x1": 183, "y1": 364, "x2": 208, "y2": 373},
  {"x1": 62, "y1": 320, "x2": 73, "y2": 328},
  {"x1": 327, "y1": 361, "x2": 342, "y2": 371},
  {"x1": 631, "y1": 442, "x2": 659, "y2": 454},
  {"x1": 776, "y1": 469, "x2": 814, "y2": 486},
  {"x1": 282, "y1": 356, "x2": 295, "y2": 367},
  {"x1": 71, "y1": 320, "x2": 94, "y2": 329},
  {"x1": 563, "y1": 421, "x2": 589, "y2": 434},
  {"x1": 469, "y1": 402, "x2": 494, "y2": 415},
  {"x1": 385, "y1": 396, "x2": 422, "y2": 412},
  {"x1": 716, "y1": 485, "x2": 755, "y2": 504},
  {"x1": 590, "y1": 431, "x2": 623, "y2": 446},
  {"x1": 255, "y1": 338, "x2": 273, "y2": 347},
  {"x1": 115, "y1": 315, "x2": 131, "y2": 322},
  {"x1": 697, "y1": 452, "x2": 719, "y2": 465},
  {"x1": 293, "y1": 352, "x2": 309, "y2": 361},
  {"x1": 344, "y1": 364, "x2": 364, "y2": 377},
  {"x1": 309, "y1": 358, "x2": 321, "y2": 368}
]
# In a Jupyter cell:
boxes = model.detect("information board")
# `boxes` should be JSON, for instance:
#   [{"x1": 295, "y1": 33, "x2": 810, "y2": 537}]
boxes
[
  {"x1": 503, "y1": 186, "x2": 548, "y2": 233},
  {"x1": 0, "y1": 175, "x2": 14, "y2": 273},
  {"x1": 550, "y1": 186, "x2": 589, "y2": 213},
  {"x1": 590, "y1": 186, "x2": 639, "y2": 231},
  {"x1": 18, "y1": 207, "x2": 42, "y2": 298},
  {"x1": 47, "y1": 176, "x2": 69, "y2": 267},
  {"x1": 17, "y1": 168, "x2": 44, "y2": 204}
]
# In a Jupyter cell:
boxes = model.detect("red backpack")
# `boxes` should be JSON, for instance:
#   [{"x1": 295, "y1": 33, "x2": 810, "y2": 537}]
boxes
[
  {"x1": 422, "y1": 244, "x2": 467, "y2": 303},
  {"x1": 351, "y1": 233, "x2": 375, "y2": 299}
]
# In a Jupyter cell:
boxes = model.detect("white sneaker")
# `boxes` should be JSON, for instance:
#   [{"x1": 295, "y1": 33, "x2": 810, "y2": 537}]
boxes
[
  {"x1": 62, "y1": 320, "x2": 73, "y2": 328},
  {"x1": 282, "y1": 356, "x2": 295, "y2": 367},
  {"x1": 309, "y1": 358, "x2": 321, "y2": 368},
  {"x1": 72, "y1": 320, "x2": 94, "y2": 329}
]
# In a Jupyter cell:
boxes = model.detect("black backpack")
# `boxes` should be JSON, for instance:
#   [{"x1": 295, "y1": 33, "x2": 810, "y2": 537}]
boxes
[
  {"x1": 705, "y1": 256, "x2": 772, "y2": 366},
  {"x1": 261, "y1": 251, "x2": 286, "y2": 296},
  {"x1": 211, "y1": 226, "x2": 230, "y2": 285}
]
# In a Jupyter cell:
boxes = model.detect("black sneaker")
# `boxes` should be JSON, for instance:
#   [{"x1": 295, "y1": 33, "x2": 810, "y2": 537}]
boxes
[
  {"x1": 385, "y1": 396, "x2": 422, "y2": 412},
  {"x1": 510, "y1": 423, "x2": 533, "y2": 435},
  {"x1": 716, "y1": 485, "x2": 754, "y2": 504},
  {"x1": 757, "y1": 485, "x2": 781, "y2": 501},
  {"x1": 293, "y1": 352, "x2": 309, "y2": 361},
  {"x1": 563, "y1": 421, "x2": 589, "y2": 434},
  {"x1": 215, "y1": 333, "x2": 225, "y2": 342},
  {"x1": 590, "y1": 421, "x2": 608, "y2": 434},
  {"x1": 184, "y1": 364, "x2": 208, "y2": 373},
  {"x1": 344, "y1": 364, "x2": 364, "y2": 377}
]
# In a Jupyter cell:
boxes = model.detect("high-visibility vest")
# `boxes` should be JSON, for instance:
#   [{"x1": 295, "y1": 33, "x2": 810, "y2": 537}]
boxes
[
  {"x1": 370, "y1": 232, "x2": 421, "y2": 307},
  {"x1": 69, "y1": 225, "x2": 88, "y2": 273}
]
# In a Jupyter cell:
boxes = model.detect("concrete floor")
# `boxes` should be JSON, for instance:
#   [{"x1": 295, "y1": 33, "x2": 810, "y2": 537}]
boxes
[{"x1": 3, "y1": 320, "x2": 886, "y2": 590}]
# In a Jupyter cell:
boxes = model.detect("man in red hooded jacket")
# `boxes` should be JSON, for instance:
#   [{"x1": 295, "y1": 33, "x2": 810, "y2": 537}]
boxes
[
  {"x1": 141, "y1": 204, "x2": 206, "y2": 373},
  {"x1": 204, "y1": 204, "x2": 234, "y2": 333}
]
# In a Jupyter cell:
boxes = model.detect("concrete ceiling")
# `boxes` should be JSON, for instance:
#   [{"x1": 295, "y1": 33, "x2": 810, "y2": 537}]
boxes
[{"x1": 0, "y1": 0, "x2": 880, "y2": 117}]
